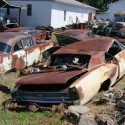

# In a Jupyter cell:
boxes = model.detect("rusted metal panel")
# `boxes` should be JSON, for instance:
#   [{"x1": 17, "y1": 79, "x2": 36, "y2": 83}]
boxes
[
  {"x1": 0, "y1": 54, "x2": 12, "y2": 72},
  {"x1": 54, "y1": 37, "x2": 114, "y2": 55},
  {"x1": 5, "y1": 27, "x2": 47, "y2": 42},
  {"x1": 70, "y1": 64, "x2": 118, "y2": 105},
  {"x1": 0, "y1": 32, "x2": 30, "y2": 46},
  {"x1": 16, "y1": 70, "x2": 86, "y2": 85},
  {"x1": 0, "y1": 32, "x2": 54, "y2": 73},
  {"x1": 12, "y1": 50, "x2": 27, "y2": 70},
  {"x1": 115, "y1": 50, "x2": 125, "y2": 78},
  {"x1": 60, "y1": 29, "x2": 90, "y2": 40}
]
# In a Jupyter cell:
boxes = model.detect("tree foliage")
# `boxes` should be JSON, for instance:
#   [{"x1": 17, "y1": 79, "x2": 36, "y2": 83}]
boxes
[{"x1": 76, "y1": 0, "x2": 118, "y2": 11}]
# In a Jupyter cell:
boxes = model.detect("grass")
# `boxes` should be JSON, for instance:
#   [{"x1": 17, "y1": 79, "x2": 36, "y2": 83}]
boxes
[
  {"x1": 0, "y1": 72, "x2": 69, "y2": 125},
  {"x1": 0, "y1": 110, "x2": 63, "y2": 125}
]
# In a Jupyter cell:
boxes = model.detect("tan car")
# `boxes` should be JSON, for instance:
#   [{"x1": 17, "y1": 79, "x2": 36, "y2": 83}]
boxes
[
  {"x1": 8, "y1": 36, "x2": 125, "y2": 111},
  {"x1": 0, "y1": 32, "x2": 54, "y2": 73}
]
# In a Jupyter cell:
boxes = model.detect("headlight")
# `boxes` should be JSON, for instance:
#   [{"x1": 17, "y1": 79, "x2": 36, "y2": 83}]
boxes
[
  {"x1": 69, "y1": 87, "x2": 79, "y2": 100},
  {"x1": 10, "y1": 85, "x2": 20, "y2": 94}
]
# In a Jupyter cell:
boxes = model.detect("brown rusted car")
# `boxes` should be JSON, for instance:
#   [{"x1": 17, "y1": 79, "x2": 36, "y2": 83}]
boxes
[
  {"x1": 42, "y1": 29, "x2": 96, "y2": 61},
  {"x1": 5, "y1": 27, "x2": 49, "y2": 43},
  {"x1": 8, "y1": 36, "x2": 125, "y2": 110},
  {"x1": 116, "y1": 28, "x2": 125, "y2": 45},
  {"x1": 0, "y1": 32, "x2": 54, "y2": 73},
  {"x1": 55, "y1": 29, "x2": 94, "y2": 46}
]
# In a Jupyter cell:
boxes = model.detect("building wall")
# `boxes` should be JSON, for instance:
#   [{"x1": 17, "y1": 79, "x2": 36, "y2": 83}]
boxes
[
  {"x1": 8, "y1": 1, "x2": 52, "y2": 27},
  {"x1": 51, "y1": 2, "x2": 96, "y2": 28},
  {"x1": 7, "y1": 0, "x2": 96, "y2": 28},
  {"x1": 97, "y1": 0, "x2": 125, "y2": 21}
]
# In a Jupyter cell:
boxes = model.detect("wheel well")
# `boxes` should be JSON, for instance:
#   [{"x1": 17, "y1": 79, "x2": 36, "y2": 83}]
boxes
[{"x1": 99, "y1": 78, "x2": 111, "y2": 92}]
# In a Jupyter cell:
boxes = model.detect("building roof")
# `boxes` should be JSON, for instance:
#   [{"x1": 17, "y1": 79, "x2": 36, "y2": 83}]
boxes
[
  {"x1": 7, "y1": 0, "x2": 97, "y2": 10},
  {"x1": 0, "y1": 0, "x2": 21, "y2": 8},
  {"x1": 54, "y1": 0, "x2": 97, "y2": 10}
]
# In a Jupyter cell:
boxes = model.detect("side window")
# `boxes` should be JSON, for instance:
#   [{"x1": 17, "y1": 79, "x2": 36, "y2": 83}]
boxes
[
  {"x1": 14, "y1": 40, "x2": 23, "y2": 52},
  {"x1": 23, "y1": 38, "x2": 34, "y2": 48},
  {"x1": 107, "y1": 42, "x2": 121, "y2": 56}
]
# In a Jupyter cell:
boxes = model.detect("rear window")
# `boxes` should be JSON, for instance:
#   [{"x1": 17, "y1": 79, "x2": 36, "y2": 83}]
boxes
[{"x1": 55, "y1": 34, "x2": 80, "y2": 46}]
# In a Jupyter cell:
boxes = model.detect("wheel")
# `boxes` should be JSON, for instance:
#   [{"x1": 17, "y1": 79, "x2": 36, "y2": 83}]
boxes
[
  {"x1": 27, "y1": 103, "x2": 39, "y2": 112},
  {"x1": 4, "y1": 99, "x2": 17, "y2": 110}
]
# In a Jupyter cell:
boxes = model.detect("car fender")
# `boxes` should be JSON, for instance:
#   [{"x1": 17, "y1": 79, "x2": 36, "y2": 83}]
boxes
[{"x1": 69, "y1": 63, "x2": 118, "y2": 105}]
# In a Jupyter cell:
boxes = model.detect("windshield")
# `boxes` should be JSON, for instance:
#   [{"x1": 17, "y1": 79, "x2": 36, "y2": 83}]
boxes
[
  {"x1": 0, "y1": 42, "x2": 11, "y2": 53},
  {"x1": 49, "y1": 54, "x2": 91, "y2": 69}
]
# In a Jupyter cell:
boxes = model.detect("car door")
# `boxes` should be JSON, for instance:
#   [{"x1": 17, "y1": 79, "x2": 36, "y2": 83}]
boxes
[
  {"x1": 12, "y1": 40, "x2": 27, "y2": 70},
  {"x1": 107, "y1": 41, "x2": 125, "y2": 79},
  {"x1": 114, "y1": 41, "x2": 125, "y2": 78},
  {"x1": 23, "y1": 37, "x2": 41, "y2": 67}
]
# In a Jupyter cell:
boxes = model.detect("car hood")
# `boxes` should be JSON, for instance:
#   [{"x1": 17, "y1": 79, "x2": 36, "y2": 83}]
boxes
[{"x1": 16, "y1": 69, "x2": 87, "y2": 85}]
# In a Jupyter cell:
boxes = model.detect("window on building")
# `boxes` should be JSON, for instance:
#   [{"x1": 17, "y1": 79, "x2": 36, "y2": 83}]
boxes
[
  {"x1": 64, "y1": 10, "x2": 66, "y2": 21},
  {"x1": 27, "y1": 4, "x2": 32, "y2": 16},
  {"x1": 7, "y1": 8, "x2": 10, "y2": 15}
]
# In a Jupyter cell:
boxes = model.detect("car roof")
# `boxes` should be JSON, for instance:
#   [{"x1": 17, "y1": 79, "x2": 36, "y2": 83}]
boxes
[
  {"x1": 60, "y1": 29, "x2": 89, "y2": 35},
  {"x1": 5, "y1": 27, "x2": 35, "y2": 32},
  {"x1": 54, "y1": 37, "x2": 114, "y2": 55},
  {"x1": 57, "y1": 29, "x2": 93, "y2": 40},
  {"x1": 0, "y1": 32, "x2": 31, "y2": 46}
]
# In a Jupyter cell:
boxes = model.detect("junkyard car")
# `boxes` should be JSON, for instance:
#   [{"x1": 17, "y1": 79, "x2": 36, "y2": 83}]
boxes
[
  {"x1": 42, "y1": 29, "x2": 96, "y2": 61},
  {"x1": 92, "y1": 21, "x2": 112, "y2": 35},
  {"x1": 110, "y1": 22, "x2": 125, "y2": 37},
  {"x1": 8, "y1": 37, "x2": 125, "y2": 110},
  {"x1": 5, "y1": 27, "x2": 49, "y2": 43},
  {"x1": 55, "y1": 29, "x2": 94, "y2": 46},
  {"x1": 5, "y1": 23, "x2": 19, "y2": 29},
  {"x1": 115, "y1": 28, "x2": 125, "y2": 45},
  {"x1": 0, "y1": 32, "x2": 53, "y2": 73}
]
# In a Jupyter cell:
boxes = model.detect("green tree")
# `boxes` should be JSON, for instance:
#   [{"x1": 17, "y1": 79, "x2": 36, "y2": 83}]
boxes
[{"x1": 77, "y1": 0, "x2": 107, "y2": 11}]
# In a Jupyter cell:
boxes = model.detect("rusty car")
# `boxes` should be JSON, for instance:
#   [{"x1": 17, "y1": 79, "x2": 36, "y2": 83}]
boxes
[
  {"x1": 42, "y1": 29, "x2": 96, "y2": 62},
  {"x1": 7, "y1": 36, "x2": 125, "y2": 111},
  {"x1": 4, "y1": 27, "x2": 50, "y2": 43},
  {"x1": 55, "y1": 29, "x2": 95, "y2": 46},
  {"x1": 0, "y1": 32, "x2": 54, "y2": 73},
  {"x1": 115, "y1": 28, "x2": 125, "y2": 45}
]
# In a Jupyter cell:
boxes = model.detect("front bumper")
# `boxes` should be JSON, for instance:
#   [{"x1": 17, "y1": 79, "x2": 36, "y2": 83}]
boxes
[{"x1": 12, "y1": 90, "x2": 76, "y2": 105}]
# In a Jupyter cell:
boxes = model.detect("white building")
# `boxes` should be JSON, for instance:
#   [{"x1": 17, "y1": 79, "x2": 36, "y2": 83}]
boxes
[
  {"x1": 6, "y1": 0, "x2": 97, "y2": 28},
  {"x1": 97, "y1": 0, "x2": 125, "y2": 21}
]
